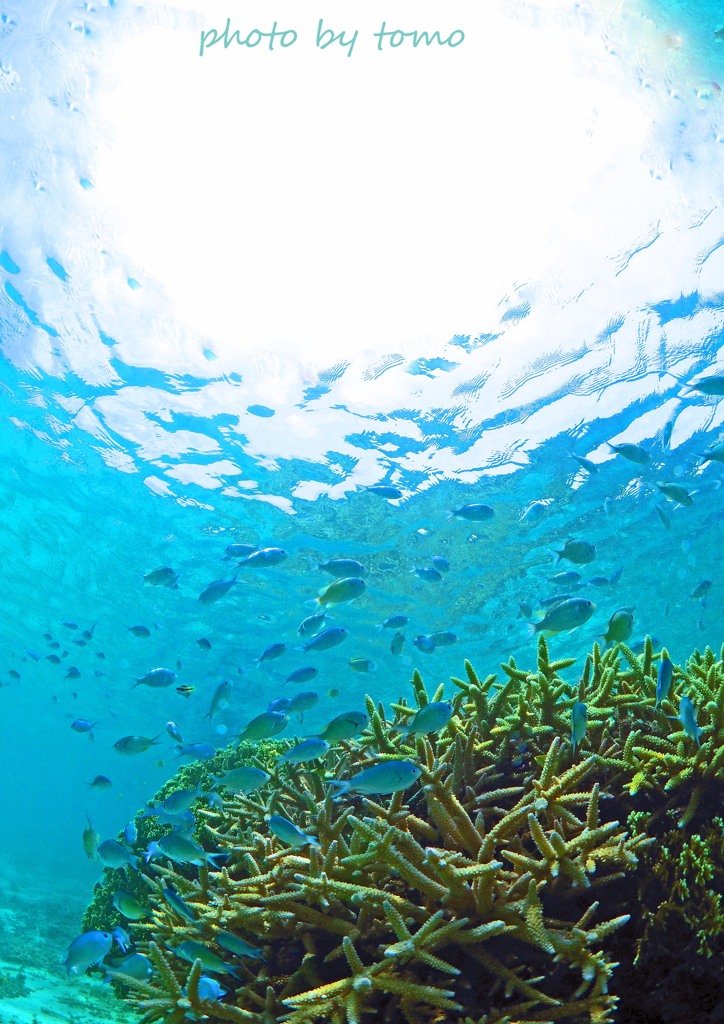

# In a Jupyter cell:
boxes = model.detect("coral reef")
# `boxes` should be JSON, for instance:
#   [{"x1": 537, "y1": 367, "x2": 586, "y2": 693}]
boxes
[{"x1": 85, "y1": 637, "x2": 724, "y2": 1024}]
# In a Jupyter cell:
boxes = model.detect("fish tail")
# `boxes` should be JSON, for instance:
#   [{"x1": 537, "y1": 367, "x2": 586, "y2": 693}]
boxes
[
  {"x1": 327, "y1": 779, "x2": 350, "y2": 799},
  {"x1": 525, "y1": 622, "x2": 538, "y2": 638}
]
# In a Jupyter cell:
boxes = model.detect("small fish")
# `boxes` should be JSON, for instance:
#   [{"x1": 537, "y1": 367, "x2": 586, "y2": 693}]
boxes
[
  {"x1": 98, "y1": 839, "x2": 139, "y2": 870},
  {"x1": 520, "y1": 501, "x2": 547, "y2": 525},
  {"x1": 655, "y1": 504, "x2": 671, "y2": 529},
  {"x1": 268, "y1": 697, "x2": 292, "y2": 714},
  {"x1": 390, "y1": 631, "x2": 405, "y2": 656},
  {"x1": 204, "y1": 679, "x2": 233, "y2": 720},
  {"x1": 316, "y1": 577, "x2": 366, "y2": 607},
  {"x1": 82, "y1": 815, "x2": 99, "y2": 860},
  {"x1": 609, "y1": 566, "x2": 624, "y2": 586},
  {"x1": 196, "y1": 637, "x2": 212, "y2": 650},
  {"x1": 349, "y1": 657, "x2": 377, "y2": 672},
  {"x1": 66, "y1": 666, "x2": 81, "y2": 679},
  {"x1": 162, "y1": 886, "x2": 198, "y2": 923},
  {"x1": 196, "y1": 976, "x2": 227, "y2": 1000},
  {"x1": 146, "y1": 835, "x2": 221, "y2": 867},
  {"x1": 224, "y1": 543, "x2": 258, "y2": 559},
  {"x1": 449, "y1": 503, "x2": 494, "y2": 521},
  {"x1": 212, "y1": 766, "x2": 270, "y2": 794},
  {"x1": 601, "y1": 609, "x2": 634, "y2": 649},
  {"x1": 257, "y1": 642, "x2": 286, "y2": 665},
  {"x1": 199, "y1": 575, "x2": 238, "y2": 605},
  {"x1": 297, "y1": 611, "x2": 327, "y2": 636},
  {"x1": 87, "y1": 774, "x2": 112, "y2": 791},
  {"x1": 165, "y1": 721, "x2": 184, "y2": 744},
  {"x1": 176, "y1": 685, "x2": 194, "y2": 698},
  {"x1": 604, "y1": 497, "x2": 614, "y2": 516},
  {"x1": 123, "y1": 821, "x2": 138, "y2": 845},
  {"x1": 549, "y1": 571, "x2": 581, "y2": 586},
  {"x1": 268, "y1": 813, "x2": 320, "y2": 848},
  {"x1": 114, "y1": 734, "x2": 160, "y2": 755},
  {"x1": 63, "y1": 931, "x2": 113, "y2": 976},
  {"x1": 62, "y1": 621, "x2": 78, "y2": 630},
  {"x1": 413, "y1": 634, "x2": 436, "y2": 653},
  {"x1": 314, "y1": 710, "x2": 369, "y2": 743},
  {"x1": 327, "y1": 688, "x2": 341, "y2": 698},
  {"x1": 655, "y1": 656, "x2": 674, "y2": 708},
  {"x1": 364, "y1": 484, "x2": 403, "y2": 499},
  {"x1": 237, "y1": 547, "x2": 287, "y2": 569},
  {"x1": 170, "y1": 940, "x2": 241, "y2": 978},
  {"x1": 316, "y1": 558, "x2": 366, "y2": 577},
  {"x1": 105, "y1": 952, "x2": 153, "y2": 982},
  {"x1": 571, "y1": 454, "x2": 598, "y2": 474},
  {"x1": 529, "y1": 598, "x2": 596, "y2": 636},
  {"x1": 287, "y1": 691, "x2": 319, "y2": 720},
  {"x1": 588, "y1": 576, "x2": 609, "y2": 588},
  {"x1": 144, "y1": 566, "x2": 179, "y2": 588},
  {"x1": 284, "y1": 666, "x2": 319, "y2": 685},
  {"x1": 552, "y1": 539, "x2": 596, "y2": 565},
  {"x1": 299, "y1": 626, "x2": 348, "y2": 653},
  {"x1": 656, "y1": 481, "x2": 693, "y2": 506},
  {"x1": 684, "y1": 374, "x2": 724, "y2": 396},
  {"x1": 112, "y1": 890, "x2": 150, "y2": 920},
  {"x1": 431, "y1": 555, "x2": 451, "y2": 572},
  {"x1": 156, "y1": 785, "x2": 205, "y2": 816},
  {"x1": 216, "y1": 931, "x2": 265, "y2": 961},
  {"x1": 175, "y1": 742, "x2": 216, "y2": 760},
  {"x1": 112, "y1": 925, "x2": 131, "y2": 953},
  {"x1": 670, "y1": 695, "x2": 703, "y2": 746},
  {"x1": 128, "y1": 625, "x2": 151, "y2": 639},
  {"x1": 607, "y1": 441, "x2": 650, "y2": 464},
  {"x1": 72, "y1": 639, "x2": 87, "y2": 648},
  {"x1": 690, "y1": 580, "x2": 712, "y2": 601},
  {"x1": 71, "y1": 718, "x2": 96, "y2": 736},
  {"x1": 47, "y1": 654, "x2": 61, "y2": 665},
  {"x1": 398, "y1": 701, "x2": 453, "y2": 738},
  {"x1": 278, "y1": 738, "x2": 331, "y2": 764},
  {"x1": 697, "y1": 440, "x2": 724, "y2": 463},
  {"x1": 663, "y1": 420, "x2": 674, "y2": 448},
  {"x1": 7, "y1": 669, "x2": 20, "y2": 680},
  {"x1": 237, "y1": 711, "x2": 288, "y2": 742},
  {"x1": 133, "y1": 667, "x2": 176, "y2": 689},
  {"x1": 570, "y1": 701, "x2": 588, "y2": 755},
  {"x1": 379, "y1": 615, "x2": 409, "y2": 630},
  {"x1": 329, "y1": 760, "x2": 423, "y2": 797},
  {"x1": 428, "y1": 630, "x2": 458, "y2": 646},
  {"x1": 414, "y1": 566, "x2": 444, "y2": 583}
]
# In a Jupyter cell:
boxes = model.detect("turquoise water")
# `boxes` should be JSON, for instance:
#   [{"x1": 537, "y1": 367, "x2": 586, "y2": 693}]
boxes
[{"x1": 0, "y1": 0, "x2": 723, "y2": 1019}]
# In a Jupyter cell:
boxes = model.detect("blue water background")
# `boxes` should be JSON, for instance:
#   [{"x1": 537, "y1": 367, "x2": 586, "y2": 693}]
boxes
[{"x1": 0, "y1": 0, "x2": 723, "y2": 998}]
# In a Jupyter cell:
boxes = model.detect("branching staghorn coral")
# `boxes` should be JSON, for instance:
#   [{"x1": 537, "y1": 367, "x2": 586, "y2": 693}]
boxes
[{"x1": 87, "y1": 636, "x2": 724, "y2": 1024}]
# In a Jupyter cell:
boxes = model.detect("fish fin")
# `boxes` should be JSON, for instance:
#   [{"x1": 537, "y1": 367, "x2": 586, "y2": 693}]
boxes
[
  {"x1": 327, "y1": 780, "x2": 350, "y2": 799},
  {"x1": 525, "y1": 622, "x2": 539, "y2": 638}
]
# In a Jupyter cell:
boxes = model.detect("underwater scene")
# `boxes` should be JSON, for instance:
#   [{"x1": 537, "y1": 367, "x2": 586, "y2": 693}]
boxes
[{"x1": 1, "y1": 0, "x2": 724, "y2": 1022}]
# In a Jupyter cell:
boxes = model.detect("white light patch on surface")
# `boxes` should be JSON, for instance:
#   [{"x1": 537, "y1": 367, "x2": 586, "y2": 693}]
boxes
[{"x1": 91, "y1": 0, "x2": 658, "y2": 365}]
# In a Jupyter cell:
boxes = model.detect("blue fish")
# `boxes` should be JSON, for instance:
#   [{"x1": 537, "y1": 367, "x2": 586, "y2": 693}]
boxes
[
  {"x1": 284, "y1": 666, "x2": 319, "y2": 686},
  {"x1": 112, "y1": 925, "x2": 131, "y2": 953},
  {"x1": 62, "y1": 931, "x2": 113, "y2": 976},
  {"x1": 670, "y1": 695, "x2": 703, "y2": 747},
  {"x1": 413, "y1": 635, "x2": 436, "y2": 654},
  {"x1": 655, "y1": 657, "x2": 674, "y2": 708},
  {"x1": 379, "y1": 614, "x2": 409, "y2": 630},
  {"x1": 299, "y1": 626, "x2": 348, "y2": 653},
  {"x1": 414, "y1": 566, "x2": 444, "y2": 583},
  {"x1": 570, "y1": 701, "x2": 588, "y2": 755},
  {"x1": 162, "y1": 886, "x2": 198, "y2": 924}
]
